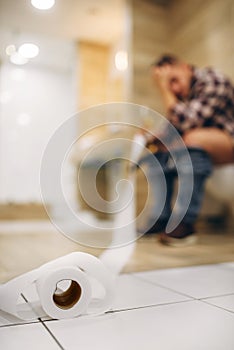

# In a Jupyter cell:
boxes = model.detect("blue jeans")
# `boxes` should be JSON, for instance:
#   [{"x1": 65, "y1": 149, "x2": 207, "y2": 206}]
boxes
[{"x1": 141, "y1": 148, "x2": 213, "y2": 225}]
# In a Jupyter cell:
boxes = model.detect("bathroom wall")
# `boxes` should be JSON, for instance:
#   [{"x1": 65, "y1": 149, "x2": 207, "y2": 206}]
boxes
[
  {"x1": 131, "y1": 0, "x2": 234, "y2": 217},
  {"x1": 131, "y1": 0, "x2": 234, "y2": 108},
  {"x1": 77, "y1": 38, "x2": 130, "y2": 134},
  {"x1": 169, "y1": 0, "x2": 234, "y2": 216},
  {"x1": 74, "y1": 38, "x2": 130, "y2": 217},
  {"x1": 78, "y1": 41, "x2": 112, "y2": 110},
  {"x1": 169, "y1": 0, "x2": 234, "y2": 80},
  {"x1": 131, "y1": 0, "x2": 168, "y2": 114},
  {"x1": 0, "y1": 39, "x2": 77, "y2": 205}
]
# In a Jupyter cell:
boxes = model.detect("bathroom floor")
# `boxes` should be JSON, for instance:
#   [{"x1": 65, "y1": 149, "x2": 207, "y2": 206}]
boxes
[{"x1": 0, "y1": 220, "x2": 234, "y2": 349}]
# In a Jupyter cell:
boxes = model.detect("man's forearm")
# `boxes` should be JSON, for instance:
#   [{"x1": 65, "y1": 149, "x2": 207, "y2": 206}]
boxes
[{"x1": 159, "y1": 84, "x2": 178, "y2": 111}]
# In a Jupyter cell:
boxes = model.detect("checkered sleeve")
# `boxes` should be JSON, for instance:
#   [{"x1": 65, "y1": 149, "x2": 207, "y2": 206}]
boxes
[{"x1": 167, "y1": 71, "x2": 230, "y2": 134}]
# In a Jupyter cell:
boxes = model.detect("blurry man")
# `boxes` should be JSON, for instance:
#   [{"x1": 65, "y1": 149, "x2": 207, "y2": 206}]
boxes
[{"x1": 143, "y1": 54, "x2": 234, "y2": 246}]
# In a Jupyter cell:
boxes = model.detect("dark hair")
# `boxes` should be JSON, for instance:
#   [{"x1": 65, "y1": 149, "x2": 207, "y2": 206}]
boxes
[{"x1": 152, "y1": 54, "x2": 179, "y2": 67}]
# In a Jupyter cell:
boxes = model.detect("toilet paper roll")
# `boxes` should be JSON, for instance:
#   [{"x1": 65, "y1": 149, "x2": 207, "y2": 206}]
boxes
[
  {"x1": 0, "y1": 134, "x2": 144, "y2": 321},
  {"x1": 0, "y1": 252, "x2": 114, "y2": 320},
  {"x1": 36, "y1": 266, "x2": 92, "y2": 320}
]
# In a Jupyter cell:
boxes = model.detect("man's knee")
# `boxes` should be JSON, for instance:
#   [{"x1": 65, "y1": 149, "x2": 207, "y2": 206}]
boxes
[{"x1": 182, "y1": 130, "x2": 203, "y2": 147}]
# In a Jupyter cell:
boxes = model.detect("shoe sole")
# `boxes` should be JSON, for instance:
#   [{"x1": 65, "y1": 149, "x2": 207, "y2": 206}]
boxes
[{"x1": 160, "y1": 234, "x2": 198, "y2": 247}]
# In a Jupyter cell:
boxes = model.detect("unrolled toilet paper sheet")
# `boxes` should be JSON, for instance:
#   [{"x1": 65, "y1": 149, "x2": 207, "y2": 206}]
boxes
[{"x1": 0, "y1": 134, "x2": 146, "y2": 322}]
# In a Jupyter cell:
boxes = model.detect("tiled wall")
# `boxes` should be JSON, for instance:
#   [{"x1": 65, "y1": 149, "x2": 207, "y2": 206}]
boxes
[
  {"x1": 169, "y1": 0, "x2": 234, "y2": 79},
  {"x1": 131, "y1": 0, "x2": 168, "y2": 114},
  {"x1": 77, "y1": 41, "x2": 126, "y2": 133},
  {"x1": 131, "y1": 0, "x2": 233, "y2": 216},
  {"x1": 131, "y1": 0, "x2": 233, "y2": 109}
]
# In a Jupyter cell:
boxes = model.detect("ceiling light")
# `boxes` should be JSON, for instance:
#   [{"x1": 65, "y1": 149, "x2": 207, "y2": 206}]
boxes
[
  {"x1": 115, "y1": 51, "x2": 128, "y2": 71},
  {"x1": 19, "y1": 43, "x2": 39, "y2": 58},
  {"x1": 5, "y1": 44, "x2": 16, "y2": 56},
  {"x1": 31, "y1": 0, "x2": 55, "y2": 10},
  {"x1": 10, "y1": 52, "x2": 29, "y2": 65}
]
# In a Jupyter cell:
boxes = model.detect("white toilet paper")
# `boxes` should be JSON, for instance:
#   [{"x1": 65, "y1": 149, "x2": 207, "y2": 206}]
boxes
[
  {"x1": 0, "y1": 252, "x2": 114, "y2": 320},
  {"x1": 0, "y1": 134, "x2": 146, "y2": 321},
  {"x1": 101, "y1": 134, "x2": 146, "y2": 274}
]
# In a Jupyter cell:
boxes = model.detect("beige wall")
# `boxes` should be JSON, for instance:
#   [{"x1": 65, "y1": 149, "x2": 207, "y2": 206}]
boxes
[
  {"x1": 169, "y1": 0, "x2": 233, "y2": 217},
  {"x1": 131, "y1": 0, "x2": 168, "y2": 113},
  {"x1": 131, "y1": 0, "x2": 234, "y2": 110},
  {"x1": 78, "y1": 41, "x2": 111, "y2": 110},
  {"x1": 169, "y1": 0, "x2": 234, "y2": 80},
  {"x1": 78, "y1": 41, "x2": 126, "y2": 109},
  {"x1": 76, "y1": 40, "x2": 131, "y2": 217},
  {"x1": 131, "y1": 0, "x2": 233, "y2": 216}
]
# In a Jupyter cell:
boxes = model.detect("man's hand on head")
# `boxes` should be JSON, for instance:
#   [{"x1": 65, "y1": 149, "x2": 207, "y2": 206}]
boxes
[
  {"x1": 152, "y1": 65, "x2": 172, "y2": 90},
  {"x1": 151, "y1": 64, "x2": 178, "y2": 111}
]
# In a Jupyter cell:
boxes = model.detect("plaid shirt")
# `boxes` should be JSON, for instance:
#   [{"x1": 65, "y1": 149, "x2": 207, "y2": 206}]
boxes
[{"x1": 168, "y1": 67, "x2": 234, "y2": 137}]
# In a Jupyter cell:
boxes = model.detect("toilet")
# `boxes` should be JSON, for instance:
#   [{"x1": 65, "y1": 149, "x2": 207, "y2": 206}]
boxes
[{"x1": 206, "y1": 165, "x2": 234, "y2": 216}]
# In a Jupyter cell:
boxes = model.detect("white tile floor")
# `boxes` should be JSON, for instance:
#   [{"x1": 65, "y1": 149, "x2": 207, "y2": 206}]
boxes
[{"x1": 1, "y1": 263, "x2": 234, "y2": 350}]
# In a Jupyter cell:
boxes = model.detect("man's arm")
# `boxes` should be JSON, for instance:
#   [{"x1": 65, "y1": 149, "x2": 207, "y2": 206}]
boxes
[
  {"x1": 167, "y1": 80, "x2": 224, "y2": 134},
  {"x1": 152, "y1": 65, "x2": 178, "y2": 111}
]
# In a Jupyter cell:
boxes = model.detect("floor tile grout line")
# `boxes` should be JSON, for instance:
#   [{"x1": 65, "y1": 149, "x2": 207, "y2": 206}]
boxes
[
  {"x1": 130, "y1": 273, "x2": 234, "y2": 301},
  {"x1": 0, "y1": 294, "x2": 40, "y2": 329},
  {"x1": 3, "y1": 292, "x2": 234, "y2": 328},
  {"x1": 133, "y1": 275, "x2": 234, "y2": 305},
  {"x1": 0, "y1": 320, "x2": 40, "y2": 328},
  {"x1": 105, "y1": 298, "x2": 194, "y2": 315},
  {"x1": 39, "y1": 318, "x2": 65, "y2": 350},
  {"x1": 4, "y1": 297, "x2": 234, "y2": 329},
  {"x1": 42, "y1": 299, "x2": 195, "y2": 324},
  {"x1": 200, "y1": 299, "x2": 234, "y2": 315},
  {"x1": 21, "y1": 293, "x2": 28, "y2": 303},
  {"x1": 199, "y1": 292, "x2": 234, "y2": 301},
  {"x1": 0, "y1": 293, "x2": 41, "y2": 328},
  {"x1": 22, "y1": 293, "x2": 65, "y2": 349},
  {"x1": 130, "y1": 274, "x2": 196, "y2": 300},
  {"x1": 21, "y1": 292, "x2": 48, "y2": 320}
]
